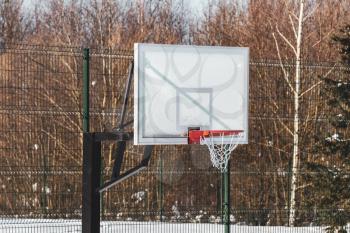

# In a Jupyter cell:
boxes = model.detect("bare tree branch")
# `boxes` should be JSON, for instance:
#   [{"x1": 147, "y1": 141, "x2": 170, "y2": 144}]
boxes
[
  {"x1": 272, "y1": 31, "x2": 296, "y2": 94},
  {"x1": 276, "y1": 25, "x2": 297, "y2": 56}
]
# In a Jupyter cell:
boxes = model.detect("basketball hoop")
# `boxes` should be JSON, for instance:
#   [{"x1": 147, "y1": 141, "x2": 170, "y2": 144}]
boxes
[{"x1": 188, "y1": 130, "x2": 243, "y2": 172}]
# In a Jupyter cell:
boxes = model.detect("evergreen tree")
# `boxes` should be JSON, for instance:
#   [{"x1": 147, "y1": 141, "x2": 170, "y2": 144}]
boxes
[{"x1": 304, "y1": 25, "x2": 350, "y2": 233}]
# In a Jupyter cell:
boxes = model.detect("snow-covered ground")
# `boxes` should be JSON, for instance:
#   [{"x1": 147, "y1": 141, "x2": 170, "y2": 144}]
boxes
[{"x1": 0, "y1": 219, "x2": 327, "y2": 233}]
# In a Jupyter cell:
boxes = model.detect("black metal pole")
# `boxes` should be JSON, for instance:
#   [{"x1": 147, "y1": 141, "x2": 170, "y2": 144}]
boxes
[{"x1": 82, "y1": 133, "x2": 101, "y2": 233}]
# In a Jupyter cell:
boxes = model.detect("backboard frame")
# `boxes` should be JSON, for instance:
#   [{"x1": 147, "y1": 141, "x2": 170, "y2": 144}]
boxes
[{"x1": 134, "y1": 43, "x2": 249, "y2": 145}]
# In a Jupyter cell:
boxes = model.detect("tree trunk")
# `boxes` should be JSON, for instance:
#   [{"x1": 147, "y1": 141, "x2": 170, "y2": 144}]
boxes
[{"x1": 289, "y1": 0, "x2": 305, "y2": 226}]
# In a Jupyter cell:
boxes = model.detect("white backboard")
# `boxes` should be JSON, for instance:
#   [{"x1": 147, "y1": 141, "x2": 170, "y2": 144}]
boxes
[{"x1": 134, "y1": 43, "x2": 249, "y2": 145}]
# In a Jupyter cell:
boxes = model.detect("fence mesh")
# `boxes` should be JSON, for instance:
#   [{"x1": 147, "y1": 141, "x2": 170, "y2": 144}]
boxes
[{"x1": 0, "y1": 44, "x2": 349, "y2": 232}]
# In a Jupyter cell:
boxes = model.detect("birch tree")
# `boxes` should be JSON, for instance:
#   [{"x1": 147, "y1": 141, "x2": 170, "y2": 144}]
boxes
[
  {"x1": 250, "y1": 0, "x2": 348, "y2": 225},
  {"x1": 271, "y1": 0, "x2": 309, "y2": 226}
]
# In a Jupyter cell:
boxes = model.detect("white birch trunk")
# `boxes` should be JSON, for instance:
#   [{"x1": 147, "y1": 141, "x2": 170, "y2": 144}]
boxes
[{"x1": 289, "y1": 0, "x2": 305, "y2": 227}]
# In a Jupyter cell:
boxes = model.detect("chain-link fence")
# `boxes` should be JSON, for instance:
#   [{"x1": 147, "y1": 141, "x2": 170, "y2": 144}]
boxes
[{"x1": 0, "y1": 44, "x2": 349, "y2": 232}]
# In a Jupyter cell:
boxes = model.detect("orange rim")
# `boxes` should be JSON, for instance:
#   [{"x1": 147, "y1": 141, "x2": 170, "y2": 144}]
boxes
[{"x1": 188, "y1": 130, "x2": 243, "y2": 144}]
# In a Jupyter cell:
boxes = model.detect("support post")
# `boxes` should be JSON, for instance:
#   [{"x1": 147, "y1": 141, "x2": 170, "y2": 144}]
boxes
[
  {"x1": 82, "y1": 133, "x2": 101, "y2": 233},
  {"x1": 223, "y1": 162, "x2": 231, "y2": 233},
  {"x1": 83, "y1": 48, "x2": 90, "y2": 133}
]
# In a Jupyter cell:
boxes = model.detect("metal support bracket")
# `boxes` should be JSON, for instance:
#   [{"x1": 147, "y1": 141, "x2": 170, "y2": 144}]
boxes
[
  {"x1": 99, "y1": 145, "x2": 154, "y2": 192},
  {"x1": 82, "y1": 131, "x2": 153, "y2": 193},
  {"x1": 95, "y1": 61, "x2": 154, "y2": 192}
]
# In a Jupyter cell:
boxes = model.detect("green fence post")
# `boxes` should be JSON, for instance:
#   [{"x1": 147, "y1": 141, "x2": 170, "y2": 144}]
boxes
[
  {"x1": 159, "y1": 155, "x2": 164, "y2": 222},
  {"x1": 287, "y1": 157, "x2": 292, "y2": 227},
  {"x1": 217, "y1": 173, "x2": 222, "y2": 222},
  {"x1": 41, "y1": 153, "x2": 48, "y2": 215},
  {"x1": 83, "y1": 48, "x2": 90, "y2": 133},
  {"x1": 221, "y1": 172, "x2": 224, "y2": 224},
  {"x1": 223, "y1": 162, "x2": 231, "y2": 233}
]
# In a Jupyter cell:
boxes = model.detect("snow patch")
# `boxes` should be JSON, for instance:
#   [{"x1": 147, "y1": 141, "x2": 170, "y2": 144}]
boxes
[
  {"x1": 171, "y1": 201, "x2": 180, "y2": 220},
  {"x1": 131, "y1": 191, "x2": 146, "y2": 204},
  {"x1": 325, "y1": 133, "x2": 341, "y2": 142},
  {"x1": 32, "y1": 183, "x2": 37, "y2": 192},
  {"x1": 0, "y1": 219, "x2": 331, "y2": 233}
]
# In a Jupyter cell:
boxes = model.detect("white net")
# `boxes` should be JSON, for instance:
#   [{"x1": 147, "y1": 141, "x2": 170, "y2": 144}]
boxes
[{"x1": 200, "y1": 133, "x2": 238, "y2": 173}]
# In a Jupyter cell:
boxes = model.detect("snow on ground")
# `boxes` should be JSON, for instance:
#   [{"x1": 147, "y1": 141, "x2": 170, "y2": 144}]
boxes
[{"x1": 0, "y1": 219, "x2": 326, "y2": 233}]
